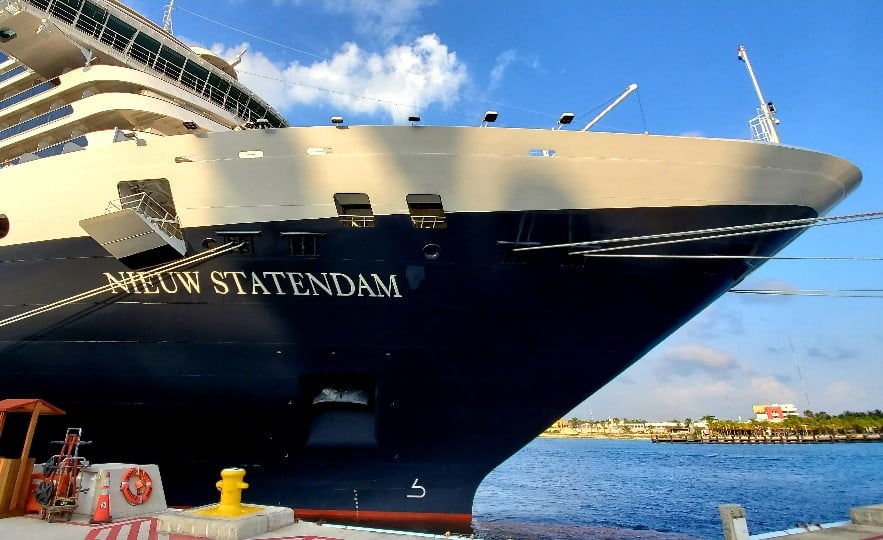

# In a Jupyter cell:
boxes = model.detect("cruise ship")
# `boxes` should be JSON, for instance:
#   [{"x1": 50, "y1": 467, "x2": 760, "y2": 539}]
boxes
[{"x1": 0, "y1": 0, "x2": 862, "y2": 529}]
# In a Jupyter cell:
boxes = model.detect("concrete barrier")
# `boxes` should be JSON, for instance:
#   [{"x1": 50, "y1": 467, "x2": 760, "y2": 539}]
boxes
[
  {"x1": 719, "y1": 504, "x2": 749, "y2": 540},
  {"x1": 851, "y1": 503, "x2": 883, "y2": 527},
  {"x1": 76, "y1": 463, "x2": 166, "y2": 520}
]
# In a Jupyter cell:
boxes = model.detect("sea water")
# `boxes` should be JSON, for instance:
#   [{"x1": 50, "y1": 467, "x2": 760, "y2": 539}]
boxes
[{"x1": 473, "y1": 438, "x2": 883, "y2": 539}]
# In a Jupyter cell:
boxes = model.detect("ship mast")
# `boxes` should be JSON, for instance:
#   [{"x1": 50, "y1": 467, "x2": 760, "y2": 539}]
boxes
[
  {"x1": 737, "y1": 44, "x2": 780, "y2": 143},
  {"x1": 162, "y1": 0, "x2": 175, "y2": 35}
]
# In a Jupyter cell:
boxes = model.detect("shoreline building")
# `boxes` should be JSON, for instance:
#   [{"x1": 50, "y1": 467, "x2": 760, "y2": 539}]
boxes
[{"x1": 753, "y1": 403, "x2": 799, "y2": 422}]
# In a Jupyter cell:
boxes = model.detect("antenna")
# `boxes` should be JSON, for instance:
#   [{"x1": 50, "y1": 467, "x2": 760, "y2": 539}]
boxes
[
  {"x1": 230, "y1": 47, "x2": 248, "y2": 68},
  {"x1": 789, "y1": 338, "x2": 811, "y2": 410},
  {"x1": 162, "y1": 0, "x2": 175, "y2": 35},
  {"x1": 737, "y1": 44, "x2": 780, "y2": 143}
]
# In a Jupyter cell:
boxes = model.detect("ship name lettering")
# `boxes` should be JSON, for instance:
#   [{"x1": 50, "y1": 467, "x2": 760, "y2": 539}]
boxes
[
  {"x1": 103, "y1": 271, "x2": 201, "y2": 294},
  {"x1": 210, "y1": 271, "x2": 229, "y2": 294},
  {"x1": 105, "y1": 270, "x2": 405, "y2": 298}
]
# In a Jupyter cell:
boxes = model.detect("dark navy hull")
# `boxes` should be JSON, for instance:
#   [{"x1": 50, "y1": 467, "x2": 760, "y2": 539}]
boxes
[{"x1": 0, "y1": 206, "x2": 812, "y2": 529}]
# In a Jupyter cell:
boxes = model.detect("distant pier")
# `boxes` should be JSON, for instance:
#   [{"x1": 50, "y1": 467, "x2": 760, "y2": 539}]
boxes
[{"x1": 652, "y1": 433, "x2": 883, "y2": 444}]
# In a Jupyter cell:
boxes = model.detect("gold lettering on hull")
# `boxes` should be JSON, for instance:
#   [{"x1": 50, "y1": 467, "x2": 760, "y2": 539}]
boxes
[{"x1": 104, "y1": 270, "x2": 403, "y2": 298}]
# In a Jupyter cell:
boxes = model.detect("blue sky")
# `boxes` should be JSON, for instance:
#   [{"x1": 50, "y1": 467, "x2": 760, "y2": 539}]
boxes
[{"x1": 126, "y1": 1, "x2": 882, "y2": 421}]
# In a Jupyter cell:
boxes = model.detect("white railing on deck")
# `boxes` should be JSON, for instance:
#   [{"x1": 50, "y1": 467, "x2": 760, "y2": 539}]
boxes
[{"x1": 107, "y1": 192, "x2": 183, "y2": 240}]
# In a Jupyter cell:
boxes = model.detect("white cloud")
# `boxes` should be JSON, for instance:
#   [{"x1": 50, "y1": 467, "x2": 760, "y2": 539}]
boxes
[
  {"x1": 749, "y1": 375, "x2": 797, "y2": 405},
  {"x1": 649, "y1": 380, "x2": 734, "y2": 414},
  {"x1": 825, "y1": 380, "x2": 865, "y2": 404},
  {"x1": 489, "y1": 50, "x2": 516, "y2": 93},
  {"x1": 318, "y1": 0, "x2": 436, "y2": 42},
  {"x1": 658, "y1": 343, "x2": 741, "y2": 380},
  {"x1": 210, "y1": 34, "x2": 468, "y2": 123}
]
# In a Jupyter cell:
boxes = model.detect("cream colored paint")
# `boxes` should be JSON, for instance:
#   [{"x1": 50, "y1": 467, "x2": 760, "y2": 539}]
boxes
[{"x1": 0, "y1": 126, "x2": 860, "y2": 248}]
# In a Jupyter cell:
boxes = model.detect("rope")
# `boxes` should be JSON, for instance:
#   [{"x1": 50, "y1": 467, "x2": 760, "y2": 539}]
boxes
[
  {"x1": 173, "y1": 4, "x2": 324, "y2": 60},
  {"x1": 729, "y1": 289, "x2": 883, "y2": 298},
  {"x1": 510, "y1": 209, "x2": 883, "y2": 254},
  {"x1": 579, "y1": 254, "x2": 883, "y2": 261},
  {"x1": 238, "y1": 71, "x2": 423, "y2": 113},
  {"x1": 636, "y1": 88, "x2": 648, "y2": 134},
  {"x1": 0, "y1": 242, "x2": 242, "y2": 328}
]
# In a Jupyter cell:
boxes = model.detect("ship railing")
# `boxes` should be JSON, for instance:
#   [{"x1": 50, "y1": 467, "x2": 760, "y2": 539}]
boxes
[
  {"x1": 0, "y1": 77, "x2": 57, "y2": 113},
  {"x1": 749, "y1": 107, "x2": 774, "y2": 142},
  {"x1": 15, "y1": 0, "x2": 285, "y2": 128},
  {"x1": 338, "y1": 214, "x2": 376, "y2": 228},
  {"x1": 410, "y1": 215, "x2": 447, "y2": 229},
  {"x1": 106, "y1": 192, "x2": 184, "y2": 240},
  {"x1": 0, "y1": 104, "x2": 73, "y2": 143}
]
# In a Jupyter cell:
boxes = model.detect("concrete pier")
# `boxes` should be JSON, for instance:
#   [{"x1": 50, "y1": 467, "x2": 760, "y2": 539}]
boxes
[
  {"x1": 0, "y1": 513, "x2": 477, "y2": 540},
  {"x1": 720, "y1": 502, "x2": 883, "y2": 539}
]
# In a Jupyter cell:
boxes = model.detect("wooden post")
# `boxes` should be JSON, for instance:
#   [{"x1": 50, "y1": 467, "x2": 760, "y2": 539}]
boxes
[
  {"x1": 9, "y1": 407, "x2": 40, "y2": 512},
  {"x1": 0, "y1": 410, "x2": 6, "y2": 439}
]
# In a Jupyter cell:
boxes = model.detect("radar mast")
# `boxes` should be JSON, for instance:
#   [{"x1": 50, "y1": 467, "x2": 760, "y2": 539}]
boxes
[{"x1": 737, "y1": 44, "x2": 780, "y2": 143}]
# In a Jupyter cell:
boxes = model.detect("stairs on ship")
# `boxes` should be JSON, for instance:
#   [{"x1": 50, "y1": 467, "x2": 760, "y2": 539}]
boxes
[{"x1": 79, "y1": 192, "x2": 186, "y2": 267}]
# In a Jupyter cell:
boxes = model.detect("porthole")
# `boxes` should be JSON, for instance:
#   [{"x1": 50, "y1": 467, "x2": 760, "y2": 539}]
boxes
[
  {"x1": 423, "y1": 243, "x2": 440, "y2": 260},
  {"x1": 0, "y1": 214, "x2": 8, "y2": 239}
]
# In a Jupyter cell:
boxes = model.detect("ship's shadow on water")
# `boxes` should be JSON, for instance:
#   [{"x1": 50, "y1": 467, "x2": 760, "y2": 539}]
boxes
[{"x1": 473, "y1": 521, "x2": 698, "y2": 540}]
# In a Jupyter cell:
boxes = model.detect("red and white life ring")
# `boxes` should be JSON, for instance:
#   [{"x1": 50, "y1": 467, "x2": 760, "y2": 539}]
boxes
[{"x1": 120, "y1": 467, "x2": 153, "y2": 505}]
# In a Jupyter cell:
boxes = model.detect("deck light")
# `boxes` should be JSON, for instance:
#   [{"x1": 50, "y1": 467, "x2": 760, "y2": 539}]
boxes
[
  {"x1": 182, "y1": 121, "x2": 199, "y2": 130},
  {"x1": 556, "y1": 112, "x2": 575, "y2": 129},
  {"x1": 408, "y1": 115, "x2": 421, "y2": 125},
  {"x1": 482, "y1": 111, "x2": 498, "y2": 127},
  {"x1": 254, "y1": 118, "x2": 271, "y2": 129},
  {"x1": 331, "y1": 116, "x2": 343, "y2": 125}
]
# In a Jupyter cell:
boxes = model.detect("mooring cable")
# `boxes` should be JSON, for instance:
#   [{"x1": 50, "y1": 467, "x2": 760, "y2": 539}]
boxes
[
  {"x1": 0, "y1": 242, "x2": 242, "y2": 328},
  {"x1": 511, "y1": 209, "x2": 883, "y2": 254}
]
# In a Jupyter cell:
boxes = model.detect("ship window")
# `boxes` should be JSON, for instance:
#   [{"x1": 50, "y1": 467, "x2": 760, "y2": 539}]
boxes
[
  {"x1": 101, "y1": 15, "x2": 136, "y2": 52},
  {"x1": 406, "y1": 194, "x2": 447, "y2": 229},
  {"x1": 206, "y1": 73, "x2": 230, "y2": 105},
  {"x1": 50, "y1": 0, "x2": 82, "y2": 25},
  {"x1": 334, "y1": 193, "x2": 375, "y2": 228},
  {"x1": 181, "y1": 60, "x2": 209, "y2": 92},
  {"x1": 131, "y1": 32, "x2": 161, "y2": 67},
  {"x1": 0, "y1": 105, "x2": 73, "y2": 143},
  {"x1": 217, "y1": 231, "x2": 259, "y2": 254},
  {"x1": 226, "y1": 86, "x2": 247, "y2": 117},
  {"x1": 156, "y1": 46, "x2": 185, "y2": 80},
  {"x1": 0, "y1": 79, "x2": 56, "y2": 113},
  {"x1": 247, "y1": 100, "x2": 268, "y2": 123},
  {"x1": 0, "y1": 214, "x2": 8, "y2": 239},
  {"x1": 0, "y1": 66, "x2": 26, "y2": 84},
  {"x1": 282, "y1": 232, "x2": 325, "y2": 257},
  {"x1": 77, "y1": 1, "x2": 108, "y2": 38}
]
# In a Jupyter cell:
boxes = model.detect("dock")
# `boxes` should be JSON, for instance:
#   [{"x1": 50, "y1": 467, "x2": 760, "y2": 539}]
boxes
[
  {"x1": 0, "y1": 513, "x2": 477, "y2": 540},
  {"x1": 721, "y1": 503, "x2": 883, "y2": 539},
  {"x1": 653, "y1": 433, "x2": 883, "y2": 444}
]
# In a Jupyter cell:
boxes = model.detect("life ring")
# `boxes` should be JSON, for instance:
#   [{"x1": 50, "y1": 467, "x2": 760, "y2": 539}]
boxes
[{"x1": 120, "y1": 467, "x2": 153, "y2": 505}]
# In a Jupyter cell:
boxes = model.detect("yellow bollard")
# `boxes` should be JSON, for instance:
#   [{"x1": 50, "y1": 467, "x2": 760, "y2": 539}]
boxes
[{"x1": 196, "y1": 468, "x2": 261, "y2": 517}]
